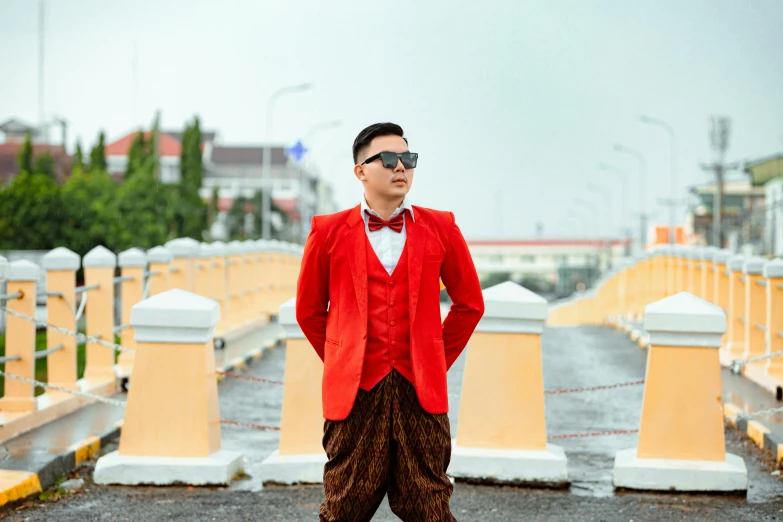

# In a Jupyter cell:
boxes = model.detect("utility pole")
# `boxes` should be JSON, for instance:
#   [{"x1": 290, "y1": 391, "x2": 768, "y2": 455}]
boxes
[
  {"x1": 699, "y1": 116, "x2": 732, "y2": 248},
  {"x1": 38, "y1": 0, "x2": 46, "y2": 143}
]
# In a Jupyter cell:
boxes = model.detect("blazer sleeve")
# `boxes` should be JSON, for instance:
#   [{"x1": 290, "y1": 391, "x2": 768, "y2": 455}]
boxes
[
  {"x1": 295, "y1": 217, "x2": 329, "y2": 361},
  {"x1": 440, "y1": 213, "x2": 485, "y2": 369}
]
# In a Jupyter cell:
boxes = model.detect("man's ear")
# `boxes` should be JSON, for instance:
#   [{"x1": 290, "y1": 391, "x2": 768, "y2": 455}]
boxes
[{"x1": 353, "y1": 163, "x2": 366, "y2": 182}]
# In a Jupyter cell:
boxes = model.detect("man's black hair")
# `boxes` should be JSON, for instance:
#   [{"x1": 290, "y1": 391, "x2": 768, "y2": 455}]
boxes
[{"x1": 352, "y1": 122, "x2": 408, "y2": 164}]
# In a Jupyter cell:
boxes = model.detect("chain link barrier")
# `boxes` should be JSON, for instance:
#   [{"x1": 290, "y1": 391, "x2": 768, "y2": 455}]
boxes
[
  {"x1": 548, "y1": 429, "x2": 639, "y2": 440},
  {"x1": 0, "y1": 305, "x2": 136, "y2": 354}
]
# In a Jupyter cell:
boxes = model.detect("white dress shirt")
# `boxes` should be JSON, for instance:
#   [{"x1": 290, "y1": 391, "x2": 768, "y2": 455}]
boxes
[{"x1": 361, "y1": 195, "x2": 415, "y2": 275}]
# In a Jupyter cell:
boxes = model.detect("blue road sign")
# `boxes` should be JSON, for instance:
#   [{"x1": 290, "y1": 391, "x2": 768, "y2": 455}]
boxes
[{"x1": 286, "y1": 140, "x2": 308, "y2": 163}]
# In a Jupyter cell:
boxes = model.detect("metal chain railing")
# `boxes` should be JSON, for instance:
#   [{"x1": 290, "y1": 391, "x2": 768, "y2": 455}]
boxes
[
  {"x1": 0, "y1": 369, "x2": 128, "y2": 407},
  {"x1": 0, "y1": 304, "x2": 136, "y2": 354}
]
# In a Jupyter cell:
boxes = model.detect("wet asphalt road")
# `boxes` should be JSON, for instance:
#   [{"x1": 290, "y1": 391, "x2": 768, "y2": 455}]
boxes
[{"x1": 3, "y1": 325, "x2": 783, "y2": 521}]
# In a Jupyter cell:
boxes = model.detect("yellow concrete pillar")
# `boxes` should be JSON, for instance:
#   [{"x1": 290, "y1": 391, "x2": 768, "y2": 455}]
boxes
[
  {"x1": 665, "y1": 247, "x2": 677, "y2": 297},
  {"x1": 701, "y1": 247, "x2": 718, "y2": 304},
  {"x1": 691, "y1": 247, "x2": 705, "y2": 299},
  {"x1": 764, "y1": 259, "x2": 783, "y2": 379},
  {"x1": 449, "y1": 281, "x2": 568, "y2": 485},
  {"x1": 254, "y1": 240, "x2": 272, "y2": 318},
  {"x1": 243, "y1": 240, "x2": 261, "y2": 324},
  {"x1": 165, "y1": 238, "x2": 199, "y2": 292},
  {"x1": 82, "y1": 246, "x2": 118, "y2": 386},
  {"x1": 146, "y1": 246, "x2": 173, "y2": 296},
  {"x1": 613, "y1": 291, "x2": 747, "y2": 492},
  {"x1": 209, "y1": 241, "x2": 230, "y2": 338},
  {"x1": 742, "y1": 257, "x2": 766, "y2": 369},
  {"x1": 712, "y1": 249, "x2": 732, "y2": 349},
  {"x1": 94, "y1": 288, "x2": 243, "y2": 486},
  {"x1": 268, "y1": 240, "x2": 284, "y2": 317},
  {"x1": 41, "y1": 247, "x2": 80, "y2": 391},
  {"x1": 676, "y1": 246, "x2": 688, "y2": 294},
  {"x1": 725, "y1": 255, "x2": 746, "y2": 363},
  {"x1": 0, "y1": 260, "x2": 39, "y2": 412},
  {"x1": 240, "y1": 240, "x2": 256, "y2": 325},
  {"x1": 117, "y1": 248, "x2": 148, "y2": 380},
  {"x1": 225, "y1": 241, "x2": 245, "y2": 329},
  {"x1": 258, "y1": 297, "x2": 326, "y2": 484},
  {"x1": 194, "y1": 243, "x2": 214, "y2": 299},
  {"x1": 684, "y1": 247, "x2": 696, "y2": 295}
]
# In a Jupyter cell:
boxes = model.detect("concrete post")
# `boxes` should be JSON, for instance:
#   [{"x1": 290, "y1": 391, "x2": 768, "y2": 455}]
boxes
[
  {"x1": 146, "y1": 246, "x2": 173, "y2": 296},
  {"x1": 258, "y1": 297, "x2": 326, "y2": 485},
  {"x1": 226, "y1": 241, "x2": 244, "y2": 328},
  {"x1": 764, "y1": 259, "x2": 783, "y2": 379},
  {"x1": 41, "y1": 247, "x2": 80, "y2": 390},
  {"x1": 209, "y1": 241, "x2": 229, "y2": 338},
  {"x1": 194, "y1": 243, "x2": 214, "y2": 299},
  {"x1": 94, "y1": 289, "x2": 243, "y2": 486},
  {"x1": 742, "y1": 257, "x2": 766, "y2": 368},
  {"x1": 117, "y1": 248, "x2": 147, "y2": 379},
  {"x1": 701, "y1": 247, "x2": 718, "y2": 304},
  {"x1": 165, "y1": 238, "x2": 199, "y2": 292},
  {"x1": 82, "y1": 246, "x2": 117, "y2": 386},
  {"x1": 0, "y1": 261, "x2": 39, "y2": 412},
  {"x1": 448, "y1": 281, "x2": 568, "y2": 486},
  {"x1": 613, "y1": 291, "x2": 747, "y2": 492},
  {"x1": 725, "y1": 255, "x2": 747, "y2": 363}
]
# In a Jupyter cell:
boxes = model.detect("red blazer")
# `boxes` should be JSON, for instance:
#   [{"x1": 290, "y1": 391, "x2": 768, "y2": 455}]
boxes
[{"x1": 295, "y1": 204, "x2": 485, "y2": 421}]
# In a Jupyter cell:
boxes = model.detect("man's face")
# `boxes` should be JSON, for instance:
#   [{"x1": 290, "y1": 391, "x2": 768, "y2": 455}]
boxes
[{"x1": 354, "y1": 135, "x2": 415, "y2": 201}]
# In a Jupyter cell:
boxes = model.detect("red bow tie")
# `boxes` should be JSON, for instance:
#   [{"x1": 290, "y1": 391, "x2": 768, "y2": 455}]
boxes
[{"x1": 366, "y1": 210, "x2": 405, "y2": 233}]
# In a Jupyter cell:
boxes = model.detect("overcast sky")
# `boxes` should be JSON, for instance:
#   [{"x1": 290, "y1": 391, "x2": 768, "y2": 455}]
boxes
[{"x1": 1, "y1": 0, "x2": 782, "y2": 240}]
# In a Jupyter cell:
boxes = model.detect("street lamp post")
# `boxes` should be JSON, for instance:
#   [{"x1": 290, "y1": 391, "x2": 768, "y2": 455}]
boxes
[
  {"x1": 586, "y1": 183, "x2": 615, "y2": 269},
  {"x1": 598, "y1": 162, "x2": 630, "y2": 256},
  {"x1": 297, "y1": 119, "x2": 343, "y2": 242},
  {"x1": 638, "y1": 115, "x2": 677, "y2": 245},
  {"x1": 613, "y1": 143, "x2": 648, "y2": 250},
  {"x1": 261, "y1": 82, "x2": 314, "y2": 240}
]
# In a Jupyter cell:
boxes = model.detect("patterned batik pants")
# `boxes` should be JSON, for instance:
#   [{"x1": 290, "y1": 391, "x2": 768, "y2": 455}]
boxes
[{"x1": 320, "y1": 370, "x2": 456, "y2": 522}]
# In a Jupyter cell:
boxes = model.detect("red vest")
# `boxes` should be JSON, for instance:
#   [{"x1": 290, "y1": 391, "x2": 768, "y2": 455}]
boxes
[{"x1": 359, "y1": 234, "x2": 414, "y2": 390}]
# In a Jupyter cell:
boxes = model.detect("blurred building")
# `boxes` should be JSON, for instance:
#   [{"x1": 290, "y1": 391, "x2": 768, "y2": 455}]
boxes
[
  {"x1": 0, "y1": 118, "x2": 72, "y2": 184},
  {"x1": 104, "y1": 128, "x2": 339, "y2": 241},
  {"x1": 686, "y1": 178, "x2": 765, "y2": 248},
  {"x1": 466, "y1": 238, "x2": 630, "y2": 297}
]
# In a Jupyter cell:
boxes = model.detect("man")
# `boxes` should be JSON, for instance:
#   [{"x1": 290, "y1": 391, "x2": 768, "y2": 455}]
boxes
[{"x1": 296, "y1": 122, "x2": 484, "y2": 521}]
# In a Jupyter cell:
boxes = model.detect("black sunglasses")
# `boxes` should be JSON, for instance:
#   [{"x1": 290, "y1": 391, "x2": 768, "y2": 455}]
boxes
[{"x1": 361, "y1": 151, "x2": 418, "y2": 169}]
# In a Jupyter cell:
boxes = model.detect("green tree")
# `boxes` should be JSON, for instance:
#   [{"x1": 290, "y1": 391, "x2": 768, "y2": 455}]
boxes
[
  {"x1": 17, "y1": 132, "x2": 33, "y2": 173},
  {"x1": 0, "y1": 172, "x2": 64, "y2": 249},
  {"x1": 126, "y1": 131, "x2": 147, "y2": 180},
  {"x1": 180, "y1": 117, "x2": 203, "y2": 192},
  {"x1": 227, "y1": 196, "x2": 249, "y2": 239},
  {"x1": 108, "y1": 168, "x2": 170, "y2": 252},
  {"x1": 209, "y1": 185, "x2": 220, "y2": 228},
  {"x1": 34, "y1": 150, "x2": 55, "y2": 179},
  {"x1": 89, "y1": 131, "x2": 107, "y2": 172},
  {"x1": 73, "y1": 141, "x2": 84, "y2": 170},
  {"x1": 60, "y1": 166, "x2": 120, "y2": 257}
]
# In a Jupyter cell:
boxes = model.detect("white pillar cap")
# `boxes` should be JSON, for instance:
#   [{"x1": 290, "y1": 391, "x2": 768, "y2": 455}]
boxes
[
  {"x1": 279, "y1": 297, "x2": 304, "y2": 339},
  {"x1": 713, "y1": 249, "x2": 732, "y2": 265},
  {"x1": 687, "y1": 247, "x2": 703, "y2": 260},
  {"x1": 764, "y1": 258, "x2": 783, "y2": 279},
  {"x1": 8, "y1": 259, "x2": 40, "y2": 282},
  {"x1": 147, "y1": 246, "x2": 173, "y2": 264},
  {"x1": 743, "y1": 256, "x2": 765, "y2": 275},
  {"x1": 0, "y1": 255, "x2": 8, "y2": 280},
  {"x1": 700, "y1": 246, "x2": 718, "y2": 260},
  {"x1": 254, "y1": 239, "x2": 270, "y2": 252},
  {"x1": 476, "y1": 281, "x2": 547, "y2": 334},
  {"x1": 226, "y1": 240, "x2": 245, "y2": 255},
  {"x1": 119, "y1": 248, "x2": 148, "y2": 268},
  {"x1": 131, "y1": 289, "x2": 220, "y2": 344},
  {"x1": 728, "y1": 255, "x2": 746, "y2": 273},
  {"x1": 242, "y1": 239, "x2": 259, "y2": 254},
  {"x1": 198, "y1": 243, "x2": 214, "y2": 259},
  {"x1": 210, "y1": 241, "x2": 227, "y2": 257},
  {"x1": 83, "y1": 245, "x2": 117, "y2": 268},
  {"x1": 643, "y1": 292, "x2": 726, "y2": 348},
  {"x1": 42, "y1": 247, "x2": 81, "y2": 271},
  {"x1": 165, "y1": 238, "x2": 200, "y2": 259}
]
